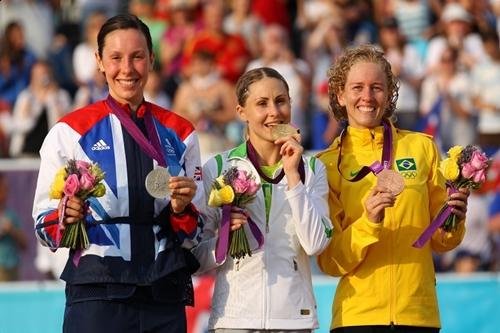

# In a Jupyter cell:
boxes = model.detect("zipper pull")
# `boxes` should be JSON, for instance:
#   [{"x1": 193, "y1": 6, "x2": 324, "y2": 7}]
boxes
[
  {"x1": 235, "y1": 260, "x2": 240, "y2": 271},
  {"x1": 266, "y1": 223, "x2": 269, "y2": 233}
]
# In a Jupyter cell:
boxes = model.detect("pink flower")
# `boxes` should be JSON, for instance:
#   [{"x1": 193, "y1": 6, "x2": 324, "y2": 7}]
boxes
[
  {"x1": 469, "y1": 151, "x2": 488, "y2": 170},
  {"x1": 76, "y1": 160, "x2": 91, "y2": 172},
  {"x1": 232, "y1": 177, "x2": 250, "y2": 194},
  {"x1": 246, "y1": 180, "x2": 260, "y2": 196},
  {"x1": 237, "y1": 170, "x2": 248, "y2": 180},
  {"x1": 79, "y1": 171, "x2": 96, "y2": 191},
  {"x1": 472, "y1": 168, "x2": 486, "y2": 183},
  {"x1": 461, "y1": 163, "x2": 475, "y2": 179},
  {"x1": 64, "y1": 174, "x2": 80, "y2": 196}
]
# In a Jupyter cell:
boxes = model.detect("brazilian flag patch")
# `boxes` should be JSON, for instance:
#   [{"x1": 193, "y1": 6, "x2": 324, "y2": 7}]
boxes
[{"x1": 396, "y1": 158, "x2": 417, "y2": 172}]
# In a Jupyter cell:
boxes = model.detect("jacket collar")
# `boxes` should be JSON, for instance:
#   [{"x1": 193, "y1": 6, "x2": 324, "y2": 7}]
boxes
[{"x1": 107, "y1": 94, "x2": 148, "y2": 118}]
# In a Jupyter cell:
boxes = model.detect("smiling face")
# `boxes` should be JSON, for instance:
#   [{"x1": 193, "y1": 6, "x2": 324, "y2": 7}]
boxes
[
  {"x1": 237, "y1": 76, "x2": 291, "y2": 145},
  {"x1": 96, "y1": 28, "x2": 154, "y2": 109},
  {"x1": 337, "y1": 61, "x2": 389, "y2": 129}
]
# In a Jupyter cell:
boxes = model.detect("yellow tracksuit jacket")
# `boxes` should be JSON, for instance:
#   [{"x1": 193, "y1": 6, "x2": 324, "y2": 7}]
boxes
[{"x1": 317, "y1": 123, "x2": 465, "y2": 329}]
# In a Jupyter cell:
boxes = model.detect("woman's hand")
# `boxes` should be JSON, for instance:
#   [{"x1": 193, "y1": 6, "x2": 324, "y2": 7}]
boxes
[
  {"x1": 276, "y1": 133, "x2": 303, "y2": 188},
  {"x1": 59, "y1": 196, "x2": 84, "y2": 230},
  {"x1": 169, "y1": 176, "x2": 197, "y2": 214},
  {"x1": 364, "y1": 185, "x2": 396, "y2": 223},
  {"x1": 448, "y1": 187, "x2": 470, "y2": 221},
  {"x1": 230, "y1": 207, "x2": 248, "y2": 231}
]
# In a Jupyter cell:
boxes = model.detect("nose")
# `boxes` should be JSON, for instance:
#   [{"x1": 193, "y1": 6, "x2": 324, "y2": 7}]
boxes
[
  {"x1": 121, "y1": 57, "x2": 133, "y2": 73},
  {"x1": 361, "y1": 87, "x2": 374, "y2": 101},
  {"x1": 268, "y1": 102, "x2": 282, "y2": 116}
]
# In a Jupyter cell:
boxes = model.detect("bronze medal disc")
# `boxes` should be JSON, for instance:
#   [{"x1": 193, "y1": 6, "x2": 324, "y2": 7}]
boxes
[
  {"x1": 377, "y1": 169, "x2": 405, "y2": 196},
  {"x1": 145, "y1": 166, "x2": 171, "y2": 199},
  {"x1": 271, "y1": 124, "x2": 299, "y2": 140}
]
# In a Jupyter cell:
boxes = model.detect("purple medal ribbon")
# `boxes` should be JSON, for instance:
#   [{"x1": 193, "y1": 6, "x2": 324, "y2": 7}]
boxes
[
  {"x1": 106, "y1": 96, "x2": 167, "y2": 167},
  {"x1": 412, "y1": 187, "x2": 459, "y2": 248},
  {"x1": 215, "y1": 205, "x2": 264, "y2": 264},
  {"x1": 337, "y1": 119, "x2": 393, "y2": 181}
]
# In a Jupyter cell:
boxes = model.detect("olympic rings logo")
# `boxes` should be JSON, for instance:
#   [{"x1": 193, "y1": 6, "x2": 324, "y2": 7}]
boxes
[{"x1": 401, "y1": 171, "x2": 417, "y2": 179}]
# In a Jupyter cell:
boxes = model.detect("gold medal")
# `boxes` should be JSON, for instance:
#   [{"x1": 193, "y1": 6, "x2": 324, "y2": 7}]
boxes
[
  {"x1": 377, "y1": 169, "x2": 405, "y2": 196},
  {"x1": 145, "y1": 166, "x2": 171, "y2": 199},
  {"x1": 270, "y1": 124, "x2": 299, "y2": 140}
]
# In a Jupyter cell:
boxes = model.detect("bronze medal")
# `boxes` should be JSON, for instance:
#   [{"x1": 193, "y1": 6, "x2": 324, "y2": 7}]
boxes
[{"x1": 377, "y1": 168, "x2": 405, "y2": 196}]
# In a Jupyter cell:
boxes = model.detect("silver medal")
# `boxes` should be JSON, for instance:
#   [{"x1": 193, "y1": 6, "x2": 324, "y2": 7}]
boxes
[{"x1": 145, "y1": 166, "x2": 171, "y2": 199}]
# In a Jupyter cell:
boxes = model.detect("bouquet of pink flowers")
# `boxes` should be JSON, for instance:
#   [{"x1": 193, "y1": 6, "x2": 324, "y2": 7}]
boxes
[
  {"x1": 413, "y1": 145, "x2": 490, "y2": 248},
  {"x1": 49, "y1": 159, "x2": 106, "y2": 250},
  {"x1": 208, "y1": 167, "x2": 262, "y2": 262},
  {"x1": 439, "y1": 145, "x2": 490, "y2": 231}
]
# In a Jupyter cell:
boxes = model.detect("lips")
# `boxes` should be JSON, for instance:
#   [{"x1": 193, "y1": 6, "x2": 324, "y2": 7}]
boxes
[{"x1": 264, "y1": 121, "x2": 284, "y2": 128}]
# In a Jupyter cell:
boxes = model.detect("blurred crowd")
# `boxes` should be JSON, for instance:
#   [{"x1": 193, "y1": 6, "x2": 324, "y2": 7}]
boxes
[{"x1": 0, "y1": 0, "x2": 499, "y2": 280}]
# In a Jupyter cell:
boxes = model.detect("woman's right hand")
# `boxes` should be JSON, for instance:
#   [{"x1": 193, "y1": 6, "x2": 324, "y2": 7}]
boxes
[
  {"x1": 364, "y1": 185, "x2": 396, "y2": 223},
  {"x1": 230, "y1": 207, "x2": 248, "y2": 231},
  {"x1": 58, "y1": 196, "x2": 84, "y2": 229}
]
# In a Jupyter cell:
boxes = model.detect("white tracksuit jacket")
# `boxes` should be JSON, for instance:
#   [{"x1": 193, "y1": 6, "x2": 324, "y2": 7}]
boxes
[{"x1": 192, "y1": 142, "x2": 333, "y2": 330}]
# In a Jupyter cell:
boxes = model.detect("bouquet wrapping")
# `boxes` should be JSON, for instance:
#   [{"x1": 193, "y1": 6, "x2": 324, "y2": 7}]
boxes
[
  {"x1": 50, "y1": 159, "x2": 105, "y2": 251},
  {"x1": 413, "y1": 145, "x2": 490, "y2": 248},
  {"x1": 208, "y1": 166, "x2": 263, "y2": 263}
]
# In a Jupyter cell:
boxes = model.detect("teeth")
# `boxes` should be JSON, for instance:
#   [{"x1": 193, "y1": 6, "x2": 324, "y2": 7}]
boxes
[
  {"x1": 358, "y1": 106, "x2": 374, "y2": 112},
  {"x1": 119, "y1": 80, "x2": 136, "y2": 87}
]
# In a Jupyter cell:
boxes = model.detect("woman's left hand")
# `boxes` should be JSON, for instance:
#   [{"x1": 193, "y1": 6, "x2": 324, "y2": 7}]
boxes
[
  {"x1": 448, "y1": 187, "x2": 470, "y2": 221},
  {"x1": 169, "y1": 176, "x2": 197, "y2": 214},
  {"x1": 276, "y1": 133, "x2": 303, "y2": 187}
]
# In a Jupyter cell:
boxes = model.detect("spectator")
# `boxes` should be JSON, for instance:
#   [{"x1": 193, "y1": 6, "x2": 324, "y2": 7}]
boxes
[
  {"x1": 72, "y1": 10, "x2": 107, "y2": 86},
  {"x1": 0, "y1": 21, "x2": 37, "y2": 110},
  {"x1": 144, "y1": 66, "x2": 171, "y2": 109},
  {"x1": 446, "y1": 191, "x2": 494, "y2": 273},
  {"x1": 426, "y1": 3, "x2": 486, "y2": 74},
  {"x1": 378, "y1": 17, "x2": 425, "y2": 131},
  {"x1": 9, "y1": 60, "x2": 71, "y2": 157},
  {"x1": 159, "y1": 0, "x2": 198, "y2": 99},
  {"x1": 182, "y1": 0, "x2": 250, "y2": 83},
  {"x1": 223, "y1": 0, "x2": 263, "y2": 58},
  {"x1": 420, "y1": 45, "x2": 476, "y2": 151},
  {"x1": 128, "y1": 0, "x2": 167, "y2": 69},
  {"x1": 471, "y1": 31, "x2": 500, "y2": 155},
  {"x1": 173, "y1": 49, "x2": 238, "y2": 156},
  {"x1": 72, "y1": 67, "x2": 108, "y2": 110},
  {"x1": 0, "y1": 173, "x2": 27, "y2": 281}
]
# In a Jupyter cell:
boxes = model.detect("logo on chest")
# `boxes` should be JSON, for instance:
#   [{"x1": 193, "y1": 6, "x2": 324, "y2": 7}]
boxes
[{"x1": 396, "y1": 158, "x2": 417, "y2": 179}]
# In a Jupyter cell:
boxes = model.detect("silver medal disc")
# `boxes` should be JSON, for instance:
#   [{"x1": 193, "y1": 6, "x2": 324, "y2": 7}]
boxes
[{"x1": 145, "y1": 167, "x2": 171, "y2": 199}]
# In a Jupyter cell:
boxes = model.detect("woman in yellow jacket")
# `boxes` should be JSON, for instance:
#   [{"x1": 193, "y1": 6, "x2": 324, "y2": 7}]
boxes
[{"x1": 317, "y1": 45, "x2": 470, "y2": 333}]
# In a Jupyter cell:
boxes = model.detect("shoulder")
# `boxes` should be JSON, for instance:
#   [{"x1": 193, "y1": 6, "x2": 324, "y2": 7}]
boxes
[
  {"x1": 58, "y1": 100, "x2": 110, "y2": 135},
  {"x1": 316, "y1": 137, "x2": 341, "y2": 168},
  {"x1": 149, "y1": 102, "x2": 195, "y2": 141},
  {"x1": 396, "y1": 129, "x2": 439, "y2": 156}
]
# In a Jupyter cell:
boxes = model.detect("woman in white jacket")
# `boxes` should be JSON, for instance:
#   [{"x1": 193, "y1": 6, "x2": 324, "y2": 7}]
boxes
[{"x1": 193, "y1": 67, "x2": 333, "y2": 332}]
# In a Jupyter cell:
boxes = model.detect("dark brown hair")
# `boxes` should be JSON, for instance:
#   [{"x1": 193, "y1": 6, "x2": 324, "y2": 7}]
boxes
[
  {"x1": 97, "y1": 14, "x2": 153, "y2": 58},
  {"x1": 327, "y1": 44, "x2": 399, "y2": 122},
  {"x1": 235, "y1": 67, "x2": 290, "y2": 106}
]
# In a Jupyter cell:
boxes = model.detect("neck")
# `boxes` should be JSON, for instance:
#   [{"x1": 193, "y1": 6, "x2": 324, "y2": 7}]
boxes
[{"x1": 248, "y1": 138, "x2": 281, "y2": 166}]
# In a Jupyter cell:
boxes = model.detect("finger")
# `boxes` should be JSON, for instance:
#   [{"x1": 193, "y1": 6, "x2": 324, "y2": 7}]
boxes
[{"x1": 368, "y1": 185, "x2": 392, "y2": 198}]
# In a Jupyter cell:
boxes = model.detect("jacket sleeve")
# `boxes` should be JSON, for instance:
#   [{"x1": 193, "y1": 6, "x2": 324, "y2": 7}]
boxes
[
  {"x1": 316, "y1": 152, "x2": 383, "y2": 277},
  {"x1": 285, "y1": 158, "x2": 332, "y2": 255},
  {"x1": 427, "y1": 141, "x2": 465, "y2": 252},
  {"x1": 317, "y1": 188, "x2": 383, "y2": 277},
  {"x1": 175, "y1": 130, "x2": 206, "y2": 249},
  {"x1": 32, "y1": 123, "x2": 75, "y2": 250},
  {"x1": 191, "y1": 157, "x2": 222, "y2": 274}
]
